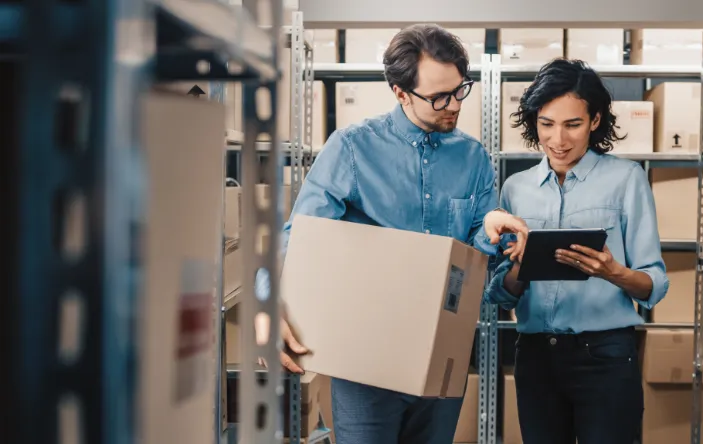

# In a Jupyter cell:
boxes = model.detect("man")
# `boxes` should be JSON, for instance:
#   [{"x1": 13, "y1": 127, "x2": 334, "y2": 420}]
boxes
[{"x1": 275, "y1": 24, "x2": 526, "y2": 444}]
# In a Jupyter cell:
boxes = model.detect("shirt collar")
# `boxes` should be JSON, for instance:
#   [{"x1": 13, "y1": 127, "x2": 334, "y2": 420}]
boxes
[
  {"x1": 390, "y1": 103, "x2": 442, "y2": 148},
  {"x1": 537, "y1": 148, "x2": 601, "y2": 186}
]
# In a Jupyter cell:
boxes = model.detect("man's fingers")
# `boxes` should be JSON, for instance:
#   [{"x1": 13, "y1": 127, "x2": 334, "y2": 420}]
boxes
[
  {"x1": 286, "y1": 335, "x2": 309, "y2": 355},
  {"x1": 280, "y1": 351, "x2": 304, "y2": 374},
  {"x1": 510, "y1": 231, "x2": 527, "y2": 262}
]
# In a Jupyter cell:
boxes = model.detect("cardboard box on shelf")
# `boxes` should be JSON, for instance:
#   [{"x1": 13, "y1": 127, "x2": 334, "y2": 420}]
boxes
[
  {"x1": 318, "y1": 375, "x2": 335, "y2": 442},
  {"x1": 610, "y1": 101, "x2": 654, "y2": 154},
  {"x1": 501, "y1": 82, "x2": 532, "y2": 152},
  {"x1": 499, "y1": 29, "x2": 564, "y2": 65},
  {"x1": 139, "y1": 92, "x2": 225, "y2": 444},
  {"x1": 453, "y1": 372, "x2": 480, "y2": 443},
  {"x1": 345, "y1": 29, "x2": 400, "y2": 64},
  {"x1": 642, "y1": 382, "x2": 701, "y2": 444},
  {"x1": 565, "y1": 29, "x2": 624, "y2": 65},
  {"x1": 630, "y1": 29, "x2": 703, "y2": 66},
  {"x1": 446, "y1": 28, "x2": 487, "y2": 66},
  {"x1": 282, "y1": 215, "x2": 489, "y2": 396},
  {"x1": 335, "y1": 81, "x2": 399, "y2": 129},
  {"x1": 312, "y1": 81, "x2": 328, "y2": 151},
  {"x1": 457, "y1": 82, "x2": 483, "y2": 141},
  {"x1": 645, "y1": 82, "x2": 701, "y2": 154},
  {"x1": 225, "y1": 306, "x2": 241, "y2": 364},
  {"x1": 653, "y1": 252, "x2": 696, "y2": 323},
  {"x1": 503, "y1": 368, "x2": 522, "y2": 444},
  {"x1": 651, "y1": 168, "x2": 698, "y2": 241},
  {"x1": 284, "y1": 372, "x2": 323, "y2": 437},
  {"x1": 640, "y1": 329, "x2": 701, "y2": 443},
  {"x1": 312, "y1": 29, "x2": 339, "y2": 63},
  {"x1": 641, "y1": 329, "x2": 693, "y2": 384}
]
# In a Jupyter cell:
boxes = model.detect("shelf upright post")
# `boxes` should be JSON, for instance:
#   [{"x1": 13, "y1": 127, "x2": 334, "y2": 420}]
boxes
[
  {"x1": 691, "y1": 54, "x2": 703, "y2": 444},
  {"x1": 303, "y1": 27, "x2": 315, "y2": 174},
  {"x1": 477, "y1": 53, "x2": 499, "y2": 444},
  {"x1": 290, "y1": 11, "x2": 306, "y2": 202},
  {"x1": 238, "y1": 1, "x2": 285, "y2": 443},
  {"x1": 208, "y1": 81, "x2": 229, "y2": 443}
]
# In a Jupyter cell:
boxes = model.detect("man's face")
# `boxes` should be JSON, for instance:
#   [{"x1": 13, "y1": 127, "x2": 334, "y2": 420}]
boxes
[{"x1": 397, "y1": 54, "x2": 466, "y2": 133}]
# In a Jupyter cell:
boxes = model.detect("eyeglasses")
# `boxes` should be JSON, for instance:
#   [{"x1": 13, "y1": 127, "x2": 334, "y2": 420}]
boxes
[{"x1": 408, "y1": 78, "x2": 475, "y2": 111}]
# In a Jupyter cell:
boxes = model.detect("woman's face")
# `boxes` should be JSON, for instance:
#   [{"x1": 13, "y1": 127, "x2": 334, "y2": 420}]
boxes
[{"x1": 536, "y1": 93, "x2": 601, "y2": 173}]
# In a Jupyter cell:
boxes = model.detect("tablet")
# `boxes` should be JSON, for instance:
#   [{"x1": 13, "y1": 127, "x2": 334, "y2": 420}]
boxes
[{"x1": 516, "y1": 228, "x2": 608, "y2": 282}]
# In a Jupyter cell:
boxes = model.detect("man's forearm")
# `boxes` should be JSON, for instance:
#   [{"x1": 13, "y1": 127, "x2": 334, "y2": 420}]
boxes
[{"x1": 503, "y1": 263, "x2": 526, "y2": 297}]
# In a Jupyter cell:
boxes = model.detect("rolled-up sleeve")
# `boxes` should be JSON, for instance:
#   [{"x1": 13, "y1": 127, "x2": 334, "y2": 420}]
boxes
[
  {"x1": 622, "y1": 164, "x2": 669, "y2": 309},
  {"x1": 255, "y1": 130, "x2": 357, "y2": 298},
  {"x1": 469, "y1": 149, "x2": 499, "y2": 258},
  {"x1": 482, "y1": 183, "x2": 522, "y2": 310}
]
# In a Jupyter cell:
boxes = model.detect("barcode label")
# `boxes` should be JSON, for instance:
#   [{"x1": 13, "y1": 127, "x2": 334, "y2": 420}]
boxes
[{"x1": 444, "y1": 265, "x2": 464, "y2": 314}]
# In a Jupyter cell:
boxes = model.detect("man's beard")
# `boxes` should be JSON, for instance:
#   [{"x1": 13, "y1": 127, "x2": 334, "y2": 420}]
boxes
[{"x1": 410, "y1": 103, "x2": 459, "y2": 133}]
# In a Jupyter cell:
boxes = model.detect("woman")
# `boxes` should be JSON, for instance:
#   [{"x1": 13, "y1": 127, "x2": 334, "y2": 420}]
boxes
[{"x1": 485, "y1": 58, "x2": 669, "y2": 444}]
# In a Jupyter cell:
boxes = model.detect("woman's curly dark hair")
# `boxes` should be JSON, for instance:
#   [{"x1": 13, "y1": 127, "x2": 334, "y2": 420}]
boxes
[{"x1": 511, "y1": 58, "x2": 626, "y2": 154}]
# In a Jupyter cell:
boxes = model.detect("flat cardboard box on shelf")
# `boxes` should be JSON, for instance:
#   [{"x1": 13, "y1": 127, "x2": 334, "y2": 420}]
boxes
[
  {"x1": 312, "y1": 29, "x2": 339, "y2": 63},
  {"x1": 501, "y1": 82, "x2": 532, "y2": 152},
  {"x1": 458, "y1": 82, "x2": 483, "y2": 141},
  {"x1": 565, "y1": 29, "x2": 624, "y2": 65},
  {"x1": 653, "y1": 252, "x2": 696, "y2": 323},
  {"x1": 499, "y1": 29, "x2": 564, "y2": 65},
  {"x1": 610, "y1": 101, "x2": 654, "y2": 154},
  {"x1": 344, "y1": 29, "x2": 400, "y2": 64},
  {"x1": 650, "y1": 168, "x2": 698, "y2": 241},
  {"x1": 335, "y1": 81, "x2": 399, "y2": 129},
  {"x1": 453, "y1": 371, "x2": 479, "y2": 443},
  {"x1": 282, "y1": 215, "x2": 488, "y2": 397},
  {"x1": 446, "y1": 28, "x2": 487, "y2": 66},
  {"x1": 139, "y1": 92, "x2": 225, "y2": 444},
  {"x1": 645, "y1": 82, "x2": 701, "y2": 154},
  {"x1": 630, "y1": 29, "x2": 703, "y2": 66}
]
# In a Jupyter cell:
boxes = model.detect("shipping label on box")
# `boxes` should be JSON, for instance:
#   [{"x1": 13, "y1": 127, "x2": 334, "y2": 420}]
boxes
[
  {"x1": 282, "y1": 215, "x2": 488, "y2": 397},
  {"x1": 610, "y1": 101, "x2": 654, "y2": 154}
]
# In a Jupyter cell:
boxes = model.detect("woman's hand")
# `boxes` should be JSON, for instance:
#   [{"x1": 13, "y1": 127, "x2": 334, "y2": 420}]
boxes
[{"x1": 555, "y1": 244, "x2": 625, "y2": 280}]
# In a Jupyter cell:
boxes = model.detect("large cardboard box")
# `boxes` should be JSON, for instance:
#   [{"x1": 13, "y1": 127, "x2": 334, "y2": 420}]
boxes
[
  {"x1": 610, "y1": 101, "x2": 654, "y2": 154},
  {"x1": 499, "y1": 29, "x2": 564, "y2": 65},
  {"x1": 139, "y1": 92, "x2": 225, "y2": 444},
  {"x1": 312, "y1": 29, "x2": 339, "y2": 63},
  {"x1": 566, "y1": 29, "x2": 624, "y2": 65},
  {"x1": 641, "y1": 330, "x2": 694, "y2": 384},
  {"x1": 653, "y1": 252, "x2": 696, "y2": 323},
  {"x1": 282, "y1": 216, "x2": 488, "y2": 396},
  {"x1": 335, "y1": 82, "x2": 398, "y2": 129},
  {"x1": 311, "y1": 81, "x2": 328, "y2": 151},
  {"x1": 501, "y1": 82, "x2": 532, "y2": 152},
  {"x1": 453, "y1": 372, "x2": 479, "y2": 443},
  {"x1": 447, "y1": 28, "x2": 487, "y2": 67},
  {"x1": 345, "y1": 29, "x2": 400, "y2": 63},
  {"x1": 650, "y1": 168, "x2": 698, "y2": 240},
  {"x1": 640, "y1": 330, "x2": 701, "y2": 443},
  {"x1": 503, "y1": 369, "x2": 522, "y2": 444},
  {"x1": 645, "y1": 82, "x2": 701, "y2": 154},
  {"x1": 630, "y1": 29, "x2": 703, "y2": 66}
]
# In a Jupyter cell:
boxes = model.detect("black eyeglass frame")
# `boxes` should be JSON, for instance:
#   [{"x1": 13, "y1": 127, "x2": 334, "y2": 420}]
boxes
[{"x1": 407, "y1": 78, "x2": 475, "y2": 111}]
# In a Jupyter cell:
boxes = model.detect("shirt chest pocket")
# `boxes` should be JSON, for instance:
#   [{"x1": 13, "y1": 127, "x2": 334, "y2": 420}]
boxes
[
  {"x1": 448, "y1": 197, "x2": 477, "y2": 241},
  {"x1": 565, "y1": 208, "x2": 619, "y2": 232}
]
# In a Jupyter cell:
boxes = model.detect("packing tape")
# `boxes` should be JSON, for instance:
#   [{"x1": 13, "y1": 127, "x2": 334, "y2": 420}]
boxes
[{"x1": 440, "y1": 357, "x2": 455, "y2": 398}]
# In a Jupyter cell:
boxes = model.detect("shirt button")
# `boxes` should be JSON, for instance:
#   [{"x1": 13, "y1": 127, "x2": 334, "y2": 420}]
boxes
[
  {"x1": 423, "y1": 159, "x2": 428, "y2": 164},
  {"x1": 433, "y1": 143, "x2": 438, "y2": 148},
  {"x1": 549, "y1": 337, "x2": 557, "y2": 346},
  {"x1": 425, "y1": 193, "x2": 430, "y2": 199},
  {"x1": 412, "y1": 141, "x2": 417, "y2": 146},
  {"x1": 425, "y1": 229, "x2": 430, "y2": 234}
]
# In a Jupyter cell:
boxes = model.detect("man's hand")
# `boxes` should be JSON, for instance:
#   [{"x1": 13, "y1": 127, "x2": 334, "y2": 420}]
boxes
[
  {"x1": 483, "y1": 210, "x2": 529, "y2": 262},
  {"x1": 256, "y1": 317, "x2": 309, "y2": 374},
  {"x1": 555, "y1": 244, "x2": 624, "y2": 281}
]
